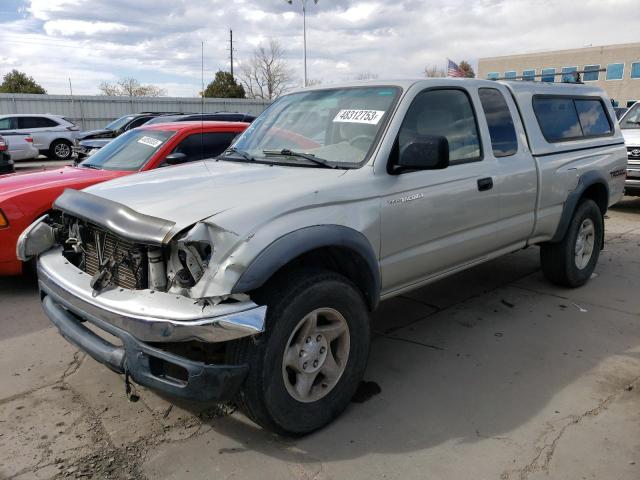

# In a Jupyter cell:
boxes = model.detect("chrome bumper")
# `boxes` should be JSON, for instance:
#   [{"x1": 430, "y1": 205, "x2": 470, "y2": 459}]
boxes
[{"x1": 38, "y1": 248, "x2": 266, "y2": 343}]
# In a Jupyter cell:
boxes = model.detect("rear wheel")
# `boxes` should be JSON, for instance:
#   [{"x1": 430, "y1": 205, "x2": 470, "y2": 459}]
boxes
[
  {"x1": 49, "y1": 140, "x2": 73, "y2": 160},
  {"x1": 227, "y1": 269, "x2": 370, "y2": 435},
  {"x1": 541, "y1": 199, "x2": 603, "y2": 287}
]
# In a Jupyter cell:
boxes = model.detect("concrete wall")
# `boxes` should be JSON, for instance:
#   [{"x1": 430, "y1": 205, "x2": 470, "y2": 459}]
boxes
[
  {"x1": 0, "y1": 93, "x2": 271, "y2": 130},
  {"x1": 478, "y1": 43, "x2": 640, "y2": 107}
]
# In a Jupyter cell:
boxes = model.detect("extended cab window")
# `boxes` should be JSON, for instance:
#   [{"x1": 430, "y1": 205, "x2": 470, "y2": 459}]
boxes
[
  {"x1": 478, "y1": 88, "x2": 518, "y2": 157},
  {"x1": 533, "y1": 96, "x2": 613, "y2": 142},
  {"x1": 399, "y1": 89, "x2": 481, "y2": 164}
]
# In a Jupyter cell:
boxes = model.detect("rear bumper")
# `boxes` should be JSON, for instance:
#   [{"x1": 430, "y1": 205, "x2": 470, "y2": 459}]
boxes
[{"x1": 42, "y1": 294, "x2": 248, "y2": 402}]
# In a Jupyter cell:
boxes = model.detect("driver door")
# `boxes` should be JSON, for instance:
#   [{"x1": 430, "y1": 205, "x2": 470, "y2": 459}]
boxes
[{"x1": 379, "y1": 87, "x2": 503, "y2": 294}]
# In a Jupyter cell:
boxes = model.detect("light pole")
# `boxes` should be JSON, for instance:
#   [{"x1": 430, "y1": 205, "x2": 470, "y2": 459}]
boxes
[{"x1": 286, "y1": 0, "x2": 318, "y2": 87}]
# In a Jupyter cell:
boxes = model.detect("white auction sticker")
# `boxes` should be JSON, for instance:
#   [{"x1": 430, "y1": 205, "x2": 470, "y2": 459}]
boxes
[
  {"x1": 137, "y1": 136, "x2": 163, "y2": 148},
  {"x1": 333, "y1": 109, "x2": 385, "y2": 125}
]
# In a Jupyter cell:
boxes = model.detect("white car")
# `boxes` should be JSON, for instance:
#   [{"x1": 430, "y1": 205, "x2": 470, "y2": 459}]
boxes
[
  {"x1": 0, "y1": 132, "x2": 39, "y2": 161},
  {"x1": 0, "y1": 114, "x2": 79, "y2": 160}
]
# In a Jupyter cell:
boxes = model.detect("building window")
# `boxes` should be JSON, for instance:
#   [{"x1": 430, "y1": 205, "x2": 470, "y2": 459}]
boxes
[
  {"x1": 541, "y1": 68, "x2": 556, "y2": 82},
  {"x1": 631, "y1": 62, "x2": 640, "y2": 79},
  {"x1": 583, "y1": 65, "x2": 600, "y2": 82},
  {"x1": 606, "y1": 63, "x2": 624, "y2": 80},
  {"x1": 627, "y1": 100, "x2": 637, "y2": 108},
  {"x1": 561, "y1": 66, "x2": 578, "y2": 83},
  {"x1": 487, "y1": 72, "x2": 499, "y2": 80},
  {"x1": 522, "y1": 69, "x2": 536, "y2": 81},
  {"x1": 504, "y1": 71, "x2": 517, "y2": 79}
]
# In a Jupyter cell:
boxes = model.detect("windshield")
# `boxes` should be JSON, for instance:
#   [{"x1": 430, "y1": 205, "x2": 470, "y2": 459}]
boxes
[
  {"x1": 80, "y1": 129, "x2": 175, "y2": 171},
  {"x1": 104, "y1": 115, "x2": 136, "y2": 131},
  {"x1": 620, "y1": 103, "x2": 640, "y2": 129},
  {"x1": 230, "y1": 86, "x2": 401, "y2": 167}
]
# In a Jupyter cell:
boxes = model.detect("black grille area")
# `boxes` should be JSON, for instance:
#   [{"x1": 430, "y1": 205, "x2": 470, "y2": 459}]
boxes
[
  {"x1": 82, "y1": 227, "x2": 146, "y2": 290},
  {"x1": 55, "y1": 212, "x2": 150, "y2": 290},
  {"x1": 628, "y1": 147, "x2": 640, "y2": 160}
]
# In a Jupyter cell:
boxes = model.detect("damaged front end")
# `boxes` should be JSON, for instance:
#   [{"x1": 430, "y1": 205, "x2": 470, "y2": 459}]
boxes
[{"x1": 21, "y1": 189, "x2": 266, "y2": 402}]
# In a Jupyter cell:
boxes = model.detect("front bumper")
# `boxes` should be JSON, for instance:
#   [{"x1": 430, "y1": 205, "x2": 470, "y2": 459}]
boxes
[
  {"x1": 42, "y1": 294, "x2": 248, "y2": 401},
  {"x1": 38, "y1": 247, "x2": 266, "y2": 402},
  {"x1": 38, "y1": 248, "x2": 266, "y2": 343},
  {"x1": 625, "y1": 163, "x2": 640, "y2": 196}
]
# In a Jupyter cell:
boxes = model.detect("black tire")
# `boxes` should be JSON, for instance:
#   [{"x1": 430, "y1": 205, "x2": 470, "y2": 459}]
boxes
[
  {"x1": 226, "y1": 268, "x2": 370, "y2": 436},
  {"x1": 49, "y1": 140, "x2": 73, "y2": 160},
  {"x1": 540, "y1": 199, "x2": 603, "y2": 287}
]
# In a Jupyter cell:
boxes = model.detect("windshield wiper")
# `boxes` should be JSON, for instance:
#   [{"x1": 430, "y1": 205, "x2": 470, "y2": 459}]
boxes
[
  {"x1": 80, "y1": 163, "x2": 101, "y2": 170},
  {"x1": 262, "y1": 149, "x2": 336, "y2": 169},
  {"x1": 222, "y1": 147, "x2": 255, "y2": 162}
]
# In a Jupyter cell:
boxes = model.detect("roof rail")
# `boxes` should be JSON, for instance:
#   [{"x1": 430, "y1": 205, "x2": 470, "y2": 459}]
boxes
[{"x1": 491, "y1": 68, "x2": 606, "y2": 84}]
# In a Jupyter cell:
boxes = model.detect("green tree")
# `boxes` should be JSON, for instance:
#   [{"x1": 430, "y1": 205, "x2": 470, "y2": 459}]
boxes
[
  {"x1": 203, "y1": 71, "x2": 245, "y2": 98},
  {"x1": 458, "y1": 60, "x2": 476, "y2": 78},
  {"x1": 0, "y1": 69, "x2": 47, "y2": 94}
]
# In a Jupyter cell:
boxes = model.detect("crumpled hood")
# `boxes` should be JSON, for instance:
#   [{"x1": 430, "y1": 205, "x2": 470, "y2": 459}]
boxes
[
  {"x1": 78, "y1": 129, "x2": 115, "y2": 140},
  {"x1": 84, "y1": 160, "x2": 347, "y2": 232},
  {"x1": 622, "y1": 128, "x2": 640, "y2": 146}
]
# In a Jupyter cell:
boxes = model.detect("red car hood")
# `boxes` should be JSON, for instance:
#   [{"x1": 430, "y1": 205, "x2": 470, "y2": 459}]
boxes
[{"x1": 0, "y1": 167, "x2": 127, "y2": 203}]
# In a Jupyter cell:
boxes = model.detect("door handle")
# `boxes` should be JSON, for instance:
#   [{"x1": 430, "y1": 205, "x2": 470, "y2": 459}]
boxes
[{"x1": 477, "y1": 177, "x2": 493, "y2": 191}]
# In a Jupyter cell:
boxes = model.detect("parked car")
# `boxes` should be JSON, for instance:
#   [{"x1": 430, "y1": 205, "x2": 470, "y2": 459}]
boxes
[
  {"x1": 0, "y1": 136, "x2": 14, "y2": 175},
  {"x1": 76, "y1": 112, "x2": 185, "y2": 143},
  {"x1": 0, "y1": 131, "x2": 39, "y2": 161},
  {"x1": 73, "y1": 138, "x2": 113, "y2": 162},
  {"x1": 619, "y1": 102, "x2": 640, "y2": 196},
  {"x1": 19, "y1": 79, "x2": 626, "y2": 435},
  {"x1": 0, "y1": 114, "x2": 79, "y2": 160},
  {"x1": 0, "y1": 121, "x2": 247, "y2": 275},
  {"x1": 614, "y1": 107, "x2": 628, "y2": 120},
  {"x1": 144, "y1": 112, "x2": 257, "y2": 125},
  {"x1": 75, "y1": 113, "x2": 257, "y2": 161}
]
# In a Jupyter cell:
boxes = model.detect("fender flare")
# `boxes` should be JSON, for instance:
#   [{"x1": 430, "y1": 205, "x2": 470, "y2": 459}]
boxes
[
  {"x1": 231, "y1": 225, "x2": 381, "y2": 308},
  {"x1": 550, "y1": 170, "x2": 609, "y2": 243}
]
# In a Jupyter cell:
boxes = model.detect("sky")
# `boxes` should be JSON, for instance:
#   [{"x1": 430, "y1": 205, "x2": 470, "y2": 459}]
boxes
[{"x1": 0, "y1": 0, "x2": 639, "y2": 97}]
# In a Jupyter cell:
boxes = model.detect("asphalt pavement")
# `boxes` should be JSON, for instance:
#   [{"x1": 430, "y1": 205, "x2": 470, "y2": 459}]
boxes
[{"x1": 1, "y1": 198, "x2": 639, "y2": 479}]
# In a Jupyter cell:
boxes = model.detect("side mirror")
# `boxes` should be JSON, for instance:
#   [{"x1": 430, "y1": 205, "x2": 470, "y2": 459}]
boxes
[
  {"x1": 163, "y1": 152, "x2": 188, "y2": 165},
  {"x1": 396, "y1": 135, "x2": 449, "y2": 172}
]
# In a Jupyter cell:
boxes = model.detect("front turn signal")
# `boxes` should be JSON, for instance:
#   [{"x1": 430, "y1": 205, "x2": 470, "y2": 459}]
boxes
[{"x1": 0, "y1": 209, "x2": 8, "y2": 229}]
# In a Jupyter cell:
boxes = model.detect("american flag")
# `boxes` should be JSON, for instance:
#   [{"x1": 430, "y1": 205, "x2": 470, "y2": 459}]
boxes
[{"x1": 447, "y1": 59, "x2": 466, "y2": 78}]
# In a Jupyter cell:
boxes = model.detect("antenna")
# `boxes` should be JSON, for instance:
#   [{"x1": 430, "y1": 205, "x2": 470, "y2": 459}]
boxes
[{"x1": 229, "y1": 29, "x2": 234, "y2": 77}]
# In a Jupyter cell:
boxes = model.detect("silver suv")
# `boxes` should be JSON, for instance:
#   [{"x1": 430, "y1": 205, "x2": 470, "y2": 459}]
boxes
[
  {"x1": 19, "y1": 79, "x2": 627, "y2": 435},
  {"x1": 619, "y1": 102, "x2": 640, "y2": 196},
  {"x1": 0, "y1": 114, "x2": 79, "y2": 160}
]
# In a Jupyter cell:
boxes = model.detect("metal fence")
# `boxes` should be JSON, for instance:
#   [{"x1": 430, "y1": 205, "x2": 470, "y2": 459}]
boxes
[{"x1": 0, "y1": 93, "x2": 271, "y2": 130}]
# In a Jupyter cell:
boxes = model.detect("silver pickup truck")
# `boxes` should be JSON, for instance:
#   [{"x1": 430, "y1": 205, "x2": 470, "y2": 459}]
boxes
[{"x1": 18, "y1": 79, "x2": 627, "y2": 435}]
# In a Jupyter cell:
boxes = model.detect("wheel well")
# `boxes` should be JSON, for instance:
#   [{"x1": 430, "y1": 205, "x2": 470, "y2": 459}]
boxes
[
  {"x1": 581, "y1": 182, "x2": 608, "y2": 215},
  {"x1": 253, "y1": 246, "x2": 378, "y2": 311},
  {"x1": 51, "y1": 138, "x2": 72, "y2": 146}
]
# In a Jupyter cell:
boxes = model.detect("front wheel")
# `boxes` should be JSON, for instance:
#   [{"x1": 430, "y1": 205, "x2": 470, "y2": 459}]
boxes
[
  {"x1": 541, "y1": 199, "x2": 603, "y2": 287},
  {"x1": 226, "y1": 269, "x2": 370, "y2": 436},
  {"x1": 49, "y1": 140, "x2": 73, "y2": 160}
]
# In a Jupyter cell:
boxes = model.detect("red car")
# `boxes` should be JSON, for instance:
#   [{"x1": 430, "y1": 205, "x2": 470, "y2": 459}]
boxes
[{"x1": 0, "y1": 121, "x2": 248, "y2": 275}]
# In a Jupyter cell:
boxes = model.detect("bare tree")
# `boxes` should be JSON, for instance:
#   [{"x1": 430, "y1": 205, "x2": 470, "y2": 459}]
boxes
[
  {"x1": 424, "y1": 64, "x2": 446, "y2": 78},
  {"x1": 355, "y1": 71, "x2": 379, "y2": 80},
  {"x1": 239, "y1": 39, "x2": 294, "y2": 100},
  {"x1": 98, "y1": 77, "x2": 167, "y2": 97}
]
